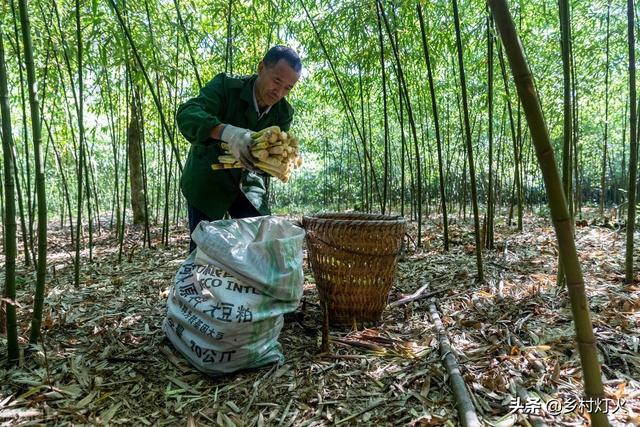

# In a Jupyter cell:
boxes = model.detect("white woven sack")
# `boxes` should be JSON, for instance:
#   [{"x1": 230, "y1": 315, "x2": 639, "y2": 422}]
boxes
[{"x1": 163, "y1": 216, "x2": 305, "y2": 374}]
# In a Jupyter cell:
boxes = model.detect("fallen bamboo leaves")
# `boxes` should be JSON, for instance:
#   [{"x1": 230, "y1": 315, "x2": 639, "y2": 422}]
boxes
[{"x1": 0, "y1": 213, "x2": 639, "y2": 425}]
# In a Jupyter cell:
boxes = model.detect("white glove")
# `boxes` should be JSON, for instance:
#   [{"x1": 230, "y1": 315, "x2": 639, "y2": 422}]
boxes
[{"x1": 220, "y1": 124, "x2": 256, "y2": 170}]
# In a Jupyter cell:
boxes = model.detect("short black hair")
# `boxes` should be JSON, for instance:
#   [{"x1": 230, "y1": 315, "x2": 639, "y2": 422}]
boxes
[{"x1": 263, "y1": 45, "x2": 302, "y2": 73}]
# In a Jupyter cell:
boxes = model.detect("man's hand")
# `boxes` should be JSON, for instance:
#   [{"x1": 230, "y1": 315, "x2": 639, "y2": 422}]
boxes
[{"x1": 220, "y1": 124, "x2": 256, "y2": 170}]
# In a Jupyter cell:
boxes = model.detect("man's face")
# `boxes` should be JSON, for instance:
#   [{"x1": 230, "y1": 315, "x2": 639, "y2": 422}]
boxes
[{"x1": 255, "y1": 59, "x2": 300, "y2": 108}]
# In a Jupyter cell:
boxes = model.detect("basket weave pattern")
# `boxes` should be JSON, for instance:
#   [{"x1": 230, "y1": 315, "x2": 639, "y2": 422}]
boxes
[{"x1": 302, "y1": 213, "x2": 407, "y2": 326}]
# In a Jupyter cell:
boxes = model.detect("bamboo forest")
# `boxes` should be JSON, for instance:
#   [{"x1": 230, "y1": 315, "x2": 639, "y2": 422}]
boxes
[{"x1": 1, "y1": 0, "x2": 639, "y2": 425}]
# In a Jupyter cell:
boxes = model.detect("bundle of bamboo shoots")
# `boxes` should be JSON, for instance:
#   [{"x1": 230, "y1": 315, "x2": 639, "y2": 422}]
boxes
[{"x1": 211, "y1": 126, "x2": 303, "y2": 183}]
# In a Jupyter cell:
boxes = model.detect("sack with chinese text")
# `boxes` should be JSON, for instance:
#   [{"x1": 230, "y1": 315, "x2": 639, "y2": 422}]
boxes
[{"x1": 162, "y1": 216, "x2": 305, "y2": 374}]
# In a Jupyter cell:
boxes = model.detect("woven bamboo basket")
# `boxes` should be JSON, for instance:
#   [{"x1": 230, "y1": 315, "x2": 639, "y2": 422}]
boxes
[{"x1": 302, "y1": 213, "x2": 407, "y2": 326}]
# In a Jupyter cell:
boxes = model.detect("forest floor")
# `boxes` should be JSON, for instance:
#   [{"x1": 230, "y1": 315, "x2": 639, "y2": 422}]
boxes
[{"x1": 0, "y1": 209, "x2": 639, "y2": 426}]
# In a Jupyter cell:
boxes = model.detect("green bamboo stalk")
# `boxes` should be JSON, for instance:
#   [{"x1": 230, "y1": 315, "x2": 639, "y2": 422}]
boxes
[
  {"x1": 98, "y1": 45, "x2": 120, "y2": 234},
  {"x1": 163, "y1": 31, "x2": 181, "y2": 245},
  {"x1": 375, "y1": 3, "x2": 389, "y2": 215},
  {"x1": 9, "y1": 0, "x2": 33, "y2": 266},
  {"x1": 626, "y1": 0, "x2": 638, "y2": 284},
  {"x1": 378, "y1": 0, "x2": 422, "y2": 242},
  {"x1": 142, "y1": 0, "x2": 167, "y2": 242},
  {"x1": 73, "y1": 0, "x2": 85, "y2": 289},
  {"x1": 600, "y1": 0, "x2": 611, "y2": 216},
  {"x1": 299, "y1": 0, "x2": 382, "y2": 212},
  {"x1": 570, "y1": 31, "x2": 581, "y2": 218},
  {"x1": 358, "y1": 65, "x2": 369, "y2": 211},
  {"x1": 225, "y1": 0, "x2": 233, "y2": 74},
  {"x1": 0, "y1": 20, "x2": 20, "y2": 364},
  {"x1": 83, "y1": 139, "x2": 94, "y2": 263},
  {"x1": 557, "y1": 0, "x2": 573, "y2": 287},
  {"x1": 119, "y1": 68, "x2": 131, "y2": 263},
  {"x1": 45, "y1": 120, "x2": 73, "y2": 244},
  {"x1": 172, "y1": 0, "x2": 202, "y2": 89},
  {"x1": 488, "y1": 1, "x2": 609, "y2": 425},
  {"x1": 9, "y1": 130, "x2": 30, "y2": 267},
  {"x1": 560, "y1": 0, "x2": 573, "y2": 217},
  {"x1": 620, "y1": 98, "x2": 628, "y2": 208},
  {"x1": 107, "y1": 0, "x2": 183, "y2": 172},
  {"x1": 485, "y1": 7, "x2": 495, "y2": 249},
  {"x1": 496, "y1": 41, "x2": 522, "y2": 231},
  {"x1": 399, "y1": 66, "x2": 406, "y2": 217},
  {"x1": 18, "y1": 0, "x2": 47, "y2": 345},
  {"x1": 418, "y1": 3, "x2": 449, "y2": 251},
  {"x1": 452, "y1": 0, "x2": 484, "y2": 282}
]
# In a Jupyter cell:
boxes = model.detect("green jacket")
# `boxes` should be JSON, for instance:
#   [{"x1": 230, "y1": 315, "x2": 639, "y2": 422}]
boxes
[{"x1": 176, "y1": 73, "x2": 294, "y2": 219}]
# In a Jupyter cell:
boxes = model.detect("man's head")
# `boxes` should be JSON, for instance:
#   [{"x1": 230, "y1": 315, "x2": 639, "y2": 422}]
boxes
[{"x1": 254, "y1": 45, "x2": 301, "y2": 109}]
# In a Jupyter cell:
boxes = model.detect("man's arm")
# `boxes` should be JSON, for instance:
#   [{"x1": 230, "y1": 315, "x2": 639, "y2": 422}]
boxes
[{"x1": 176, "y1": 73, "x2": 227, "y2": 144}]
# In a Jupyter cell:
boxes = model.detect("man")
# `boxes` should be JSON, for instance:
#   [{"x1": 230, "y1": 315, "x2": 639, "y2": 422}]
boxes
[{"x1": 176, "y1": 45, "x2": 302, "y2": 252}]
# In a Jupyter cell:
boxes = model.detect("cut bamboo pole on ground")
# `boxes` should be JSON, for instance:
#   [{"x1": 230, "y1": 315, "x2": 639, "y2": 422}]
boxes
[
  {"x1": 515, "y1": 384, "x2": 547, "y2": 427},
  {"x1": 488, "y1": 1, "x2": 609, "y2": 426},
  {"x1": 429, "y1": 302, "x2": 481, "y2": 427}
]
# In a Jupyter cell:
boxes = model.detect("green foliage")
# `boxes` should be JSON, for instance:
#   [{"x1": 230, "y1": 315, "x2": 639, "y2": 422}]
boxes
[{"x1": 0, "y1": 0, "x2": 633, "y2": 222}]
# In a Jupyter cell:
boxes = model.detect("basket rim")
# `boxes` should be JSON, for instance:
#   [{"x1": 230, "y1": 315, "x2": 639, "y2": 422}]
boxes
[{"x1": 302, "y1": 212, "x2": 407, "y2": 227}]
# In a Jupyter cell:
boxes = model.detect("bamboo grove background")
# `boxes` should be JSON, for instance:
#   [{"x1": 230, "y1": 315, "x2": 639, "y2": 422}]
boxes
[{"x1": 0, "y1": 0, "x2": 636, "y2": 257}]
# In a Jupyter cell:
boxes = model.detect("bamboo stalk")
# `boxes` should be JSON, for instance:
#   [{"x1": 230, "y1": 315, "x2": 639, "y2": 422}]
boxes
[
  {"x1": 73, "y1": 0, "x2": 85, "y2": 289},
  {"x1": 0, "y1": 20, "x2": 19, "y2": 364},
  {"x1": 429, "y1": 302, "x2": 480, "y2": 427},
  {"x1": 10, "y1": 0, "x2": 36, "y2": 266},
  {"x1": 375, "y1": 5, "x2": 389, "y2": 215},
  {"x1": 298, "y1": 0, "x2": 383, "y2": 211},
  {"x1": 172, "y1": 0, "x2": 202, "y2": 89},
  {"x1": 45, "y1": 119, "x2": 74, "y2": 245},
  {"x1": 485, "y1": 7, "x2": 495, "y2": 249},
  {"x1": 417, "y1": 3, "x2": 449, "y2": 251},
  {"x1": 119, "y1": 67, "x2": 131, "y2": 263},
  {"x1": 560, "y1": 0, "x2": 573, "y2": 219},
  {"x1": 556, "y1": 0, "x2": 574, "y2": 288},
  {"x1": 488, "y1": 1, "x2": 609, "y2": 425},
  {"x1": 9, "y1": 0, "x2": 32, "y2": 267},
  {"x1": 225, "y1": 0, "x2": 233, "y2": 74},
  {"x1": 452, "y1": 0, "x2": 484, "y2": 282},
  {"x1": 18, "y1": 0, "x2": 47, "y2": 345},
  {"x1": 107, "y1": 0, "x2": 183, "y2": 172},
  {"x1": 514, "y1": 385, "x2": 547, "y2": 427},
  {"x1": 625, "y1": 0, "x2": 638, "y2": 284},
  {"x1": 97, "y1": 44, "x2": 120, "y2": 234},
  {"x1": 378, "y1": 0, "x2": 422, "y2": 243},
  {"x1": 496, "y1": 41, "x2": 522, "y2": 232}
]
